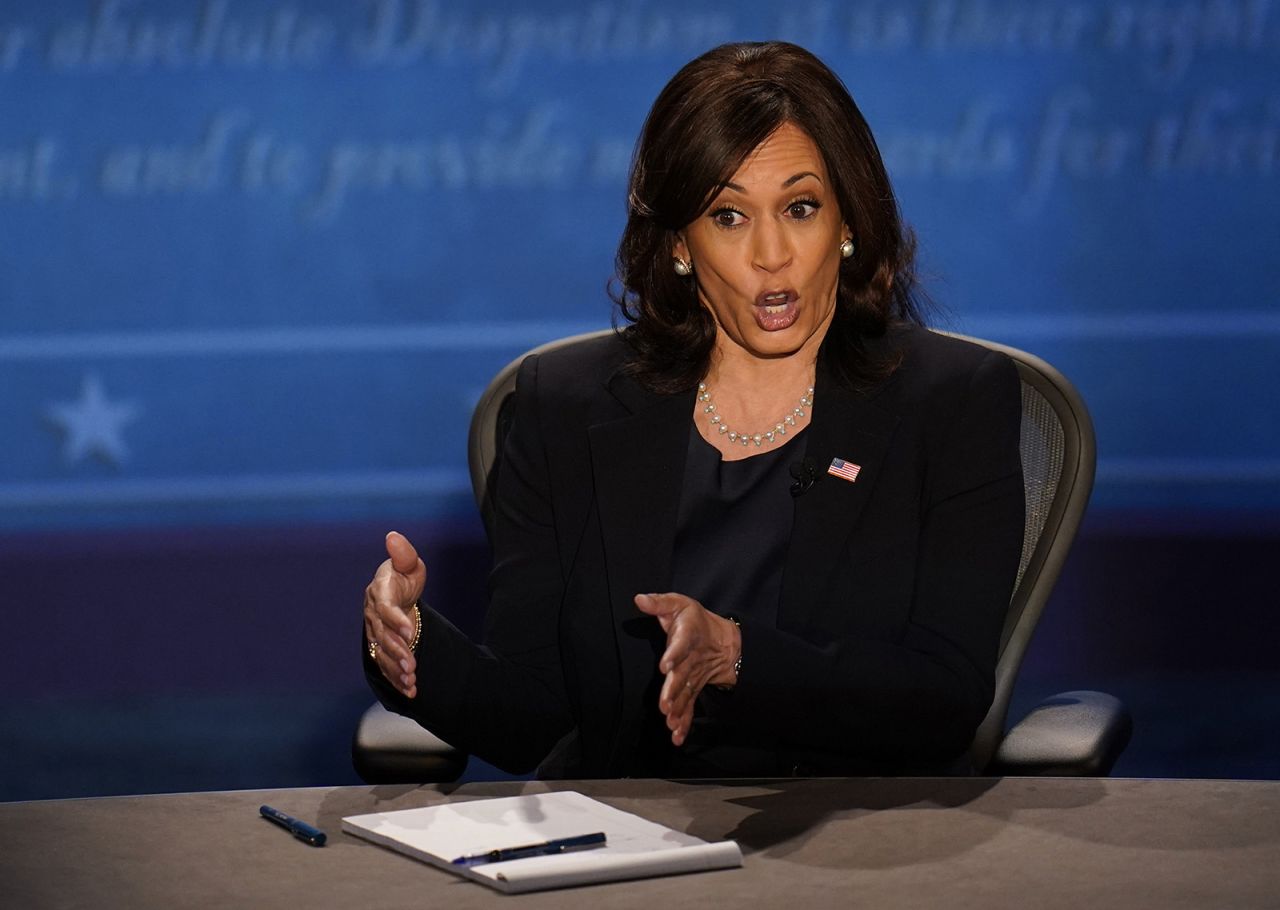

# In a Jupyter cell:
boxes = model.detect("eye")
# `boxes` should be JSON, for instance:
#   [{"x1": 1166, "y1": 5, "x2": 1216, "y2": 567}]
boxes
[
  {"x1": 786, "y1": 199, "x2": 821, "y2": 220},
  {"x1": 709, "y1": 207, "x2": 746, "y2": 228}
]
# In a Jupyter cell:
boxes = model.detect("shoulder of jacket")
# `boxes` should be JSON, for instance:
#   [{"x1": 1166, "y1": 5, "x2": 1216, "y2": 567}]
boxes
[
  {"x1": 872, "y1": 325, "x2": 1017, "y2": 411},
  {"x1": 523, "y1": 329, "x2": 628, "y2": 378},
  {"x1": 901, "y1": 324, "x2": 1005, "y2": 366},
  {"x1": 516, "y1": 329, "x2": 635, "y2": 419}
]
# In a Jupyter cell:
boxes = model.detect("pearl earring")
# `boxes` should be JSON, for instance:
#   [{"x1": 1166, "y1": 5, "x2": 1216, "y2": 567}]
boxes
[
  {"x1": 673, "y1": 257, "x2": 693, "y2": 276},
  {"x1": 840, "y1": 239, "x2": 855, "y2": 259}
]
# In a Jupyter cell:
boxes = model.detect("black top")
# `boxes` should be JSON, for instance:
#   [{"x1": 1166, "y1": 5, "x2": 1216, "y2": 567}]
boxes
[
  {"x1": 672, "y1": 426, "x2": 808, "y2": 623},
  {"x1": 633, "y1": 425, "x2": 808, "y2": 776}
]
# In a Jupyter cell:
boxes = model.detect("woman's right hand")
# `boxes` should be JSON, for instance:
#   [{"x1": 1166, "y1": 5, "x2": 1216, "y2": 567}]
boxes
[{"x1": 363, "y1": 531, "x2": 426, "y2": 698}]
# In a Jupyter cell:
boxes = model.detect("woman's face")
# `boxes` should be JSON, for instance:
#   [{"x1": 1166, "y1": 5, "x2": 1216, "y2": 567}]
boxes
[{"x1": 675, "y1": 121, "x2": 850, "y2": 365}]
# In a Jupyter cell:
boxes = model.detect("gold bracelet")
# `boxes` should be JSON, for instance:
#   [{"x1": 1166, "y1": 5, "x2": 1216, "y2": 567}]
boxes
[
  {"x1": 407, "y1": 601, "x2": 422, "y2": 651},
  {"x1": 729, "y1": 616, "x2": 742, "y2": 681},
  {"x1": 714, "y1": 616, "x2": 742, "y2": 691}
]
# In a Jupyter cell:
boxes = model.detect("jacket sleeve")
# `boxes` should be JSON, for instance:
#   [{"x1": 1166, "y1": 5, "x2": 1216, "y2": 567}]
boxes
[
  {"x1": 714, "y1": 348, "x2": 1025, "y2": 765},
  {"x1": 364, "y1": 352, "x2": 575, "y2": 773}
]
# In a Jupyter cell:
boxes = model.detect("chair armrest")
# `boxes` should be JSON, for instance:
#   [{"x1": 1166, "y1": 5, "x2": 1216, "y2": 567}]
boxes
[
  {"x1": 989, "y1": 690, "x2": 1133, "y2": 776},
  {"x1": 351, "y1": 702, "x2": 468, "y2": 784}
]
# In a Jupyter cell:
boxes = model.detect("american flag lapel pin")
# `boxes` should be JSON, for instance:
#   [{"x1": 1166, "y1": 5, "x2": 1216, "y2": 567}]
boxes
[{"x1": 827, "y1": 457, "x2": 862, "y2": 483}]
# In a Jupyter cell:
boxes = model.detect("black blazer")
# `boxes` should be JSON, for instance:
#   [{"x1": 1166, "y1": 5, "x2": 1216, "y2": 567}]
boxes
[{"x1": 366, "y1": 325, "x2": 1025, "y2": 777}]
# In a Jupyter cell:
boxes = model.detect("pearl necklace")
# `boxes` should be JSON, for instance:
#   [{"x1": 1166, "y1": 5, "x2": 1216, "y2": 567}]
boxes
[{"x1": 697, "y1": 382, "x2": 815, "y2": 448}]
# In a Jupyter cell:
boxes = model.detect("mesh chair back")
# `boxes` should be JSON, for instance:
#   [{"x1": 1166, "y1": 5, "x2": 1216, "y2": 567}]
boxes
[
  {"x1": 1016, "y1": 382, "x2": 1066, "y2": 591},
  {"x1": 939, "y1": 332, "x2": 1096, "y2": 771},
  {"x1": 467, "y1": 328, "x2": 1096, "y2": 773}
]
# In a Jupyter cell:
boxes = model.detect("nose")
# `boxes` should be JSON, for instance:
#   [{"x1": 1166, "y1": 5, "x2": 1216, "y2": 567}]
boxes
[{"x1": 751, "y1": 219, "x2": 792, "y2": 273}]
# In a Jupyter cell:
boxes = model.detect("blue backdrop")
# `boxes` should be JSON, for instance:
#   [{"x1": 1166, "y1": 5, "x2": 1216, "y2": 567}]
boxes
[{"x1": 1, "y1": 0, "x2": 1277, "y2": 797}]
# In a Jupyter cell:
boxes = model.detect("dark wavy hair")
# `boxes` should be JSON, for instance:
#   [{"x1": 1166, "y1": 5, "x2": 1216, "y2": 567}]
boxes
[{"x1": 612, "y1": 41, "x2": 926, "y2": 394}]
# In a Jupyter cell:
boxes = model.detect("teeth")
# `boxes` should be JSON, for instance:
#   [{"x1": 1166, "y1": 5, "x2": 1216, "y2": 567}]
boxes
[
  {"x1": 764, "y1": 293, "x2": 788, "y2": 301},
  {"x1": 764, "y1": 304, "x2": 787, "y2": 314}
]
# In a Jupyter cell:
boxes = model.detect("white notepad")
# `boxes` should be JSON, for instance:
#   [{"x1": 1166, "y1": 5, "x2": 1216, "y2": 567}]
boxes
[{"x1": 342, "y1": 790, "x2": 743, "y2": 894}]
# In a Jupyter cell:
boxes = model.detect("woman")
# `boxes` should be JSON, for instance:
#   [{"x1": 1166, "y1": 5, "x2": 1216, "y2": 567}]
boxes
[{"x1": 363, "y1": 41, "x2": 1024, "y2": 777}]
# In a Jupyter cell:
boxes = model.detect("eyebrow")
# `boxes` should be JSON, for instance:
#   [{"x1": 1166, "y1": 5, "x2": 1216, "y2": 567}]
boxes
[{"x1": 723, "y1": 171, "x2": 823, "y2": 193}]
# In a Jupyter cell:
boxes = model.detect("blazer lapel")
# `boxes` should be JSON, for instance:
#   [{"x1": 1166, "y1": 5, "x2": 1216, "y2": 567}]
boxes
[
  {"x1": 779, "y1": 368, "x2": 900, "y2": 628},
  {"x1": 588, "y1": 371, "x2": 693, "y2": 748}
]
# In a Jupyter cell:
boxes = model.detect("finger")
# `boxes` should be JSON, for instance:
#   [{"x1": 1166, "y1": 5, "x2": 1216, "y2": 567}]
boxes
[
  {"x1": 659, "y1": 670, "x2": 679, "y2": 713},
  {"x1": 635, "y1": 593, "x2": 695, "y2": 637},
  {"x1": 371, "y1": 630, "x2": 417, "y2": 697},
  {"x1": 634, "y1": 592, "x2": 672, "y2": 616},
  {"x1": 370, "y1": 590, "x2": 415, "y2": 642},
  {"x1": 659, "y1": 621, "x2": 694, "y2": 674},
  {"x1": 660, "y1": 677, "x2": 683, "y2": 718},
  {"x1": 665, "y1": 670, "x2": 702, "y2": 719},
  {"x1": 396, "y1": 666, "x2": 418, "y2": 698},
  {"x1": 376, "y1": 626, "x2": 416, "y2": 670},
  {"x1": 670, "y1": 700, "x2": 695, "y2": 746},
  {"x1": 364, "y1": 587, "x2": 389, "y2": 638},
  {"x1": 633, "y1": 594, "x2": 675, "y2": 636},
  {"x1": 635, "y1": 591, "x2": 699, "y2": 616},
  {"x1": 392, "y1": 666, "x2": 417, "y2": 698},
  {"x1": 385, "y1": 530, "x2": 426, "y2": 583},
  {"x1": 372, "y1": 640, "x2": 412, "y2": 694},
  {"x1": 660, "y1": 665, "x2": 699, "y2": 716}
]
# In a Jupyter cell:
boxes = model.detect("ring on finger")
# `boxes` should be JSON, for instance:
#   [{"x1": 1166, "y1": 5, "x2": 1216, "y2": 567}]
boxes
[{"x1": 368, "y1": 639, "x2": 379, "y2": 660}]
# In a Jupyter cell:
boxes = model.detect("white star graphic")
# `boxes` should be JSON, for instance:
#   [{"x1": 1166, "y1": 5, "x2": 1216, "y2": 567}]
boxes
[{"x1": 45, "y1": 374, "x2": 143, "y2": 467}]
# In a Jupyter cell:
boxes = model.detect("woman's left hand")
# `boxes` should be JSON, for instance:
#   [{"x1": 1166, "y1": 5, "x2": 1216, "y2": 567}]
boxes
[{"x1": 634, "y1": 592, "x2": 741, "y2": 746}]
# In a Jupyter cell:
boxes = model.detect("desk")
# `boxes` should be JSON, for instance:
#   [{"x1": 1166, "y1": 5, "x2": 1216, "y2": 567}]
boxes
[{"x1": 2, "y1": 777, "x2": 1277, "y2": 908}]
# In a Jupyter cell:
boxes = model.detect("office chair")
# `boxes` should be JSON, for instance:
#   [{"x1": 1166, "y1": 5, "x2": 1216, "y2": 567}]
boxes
[{"x1": 353, "y1": 328, "x2": 1131, "y2": 783}]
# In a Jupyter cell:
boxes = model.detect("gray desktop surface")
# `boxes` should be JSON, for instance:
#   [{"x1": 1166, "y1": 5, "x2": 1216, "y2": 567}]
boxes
[{"x1": 2, "y1": 777, "x2": 1277, "y2": 908}]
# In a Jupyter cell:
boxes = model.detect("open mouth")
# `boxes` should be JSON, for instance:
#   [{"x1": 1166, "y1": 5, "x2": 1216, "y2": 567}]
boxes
[
  {"x1": 753, "y1": 290, "x2": 799, "y2": 331},
  {"x1": 760, "y1": 291, "x2": 792, "y2": 315}
]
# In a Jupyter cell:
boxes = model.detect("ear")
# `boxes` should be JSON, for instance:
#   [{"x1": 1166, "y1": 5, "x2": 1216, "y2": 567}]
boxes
[{"x1": 672, "y1": 231, "x2": 690, "y2": 262}]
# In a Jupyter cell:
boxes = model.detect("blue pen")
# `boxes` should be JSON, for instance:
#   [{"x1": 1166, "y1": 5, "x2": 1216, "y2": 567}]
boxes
[
  {"x1": 451, "y1": 832, "x2": 607, "y2": 866},
  {"x1": 260, "y1": 805, "x2": 327, "y2": 847}
]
